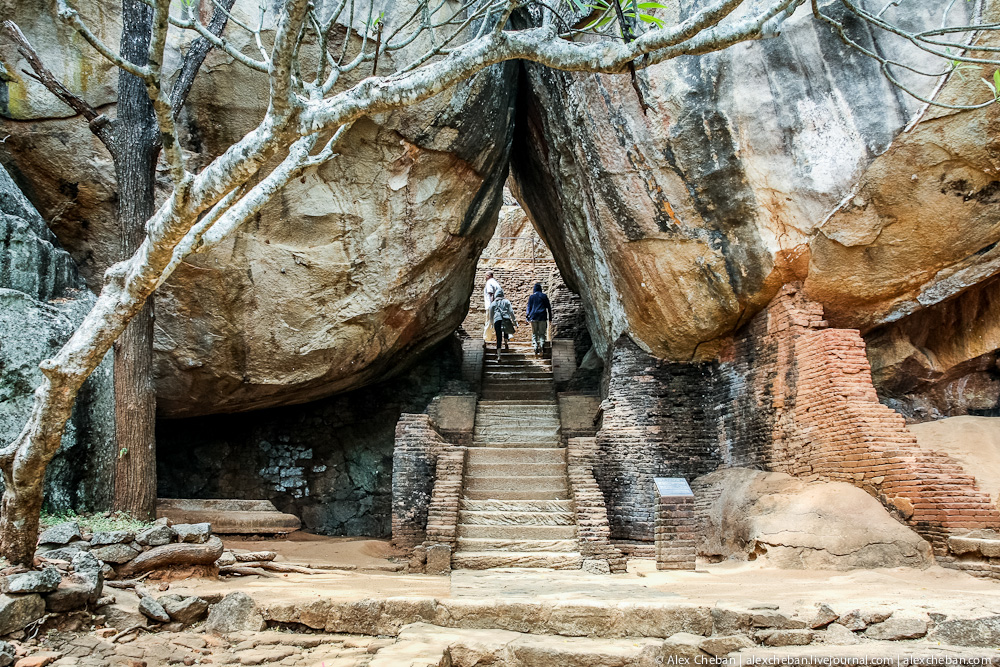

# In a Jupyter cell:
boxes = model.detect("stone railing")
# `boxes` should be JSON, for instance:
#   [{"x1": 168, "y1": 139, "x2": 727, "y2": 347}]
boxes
[
  {"x1": 567, "y1": 437, "x2": 626, "y2": 573},
  {"x1": 391, "y1": 414, "x2": 451, "y2": 551}
]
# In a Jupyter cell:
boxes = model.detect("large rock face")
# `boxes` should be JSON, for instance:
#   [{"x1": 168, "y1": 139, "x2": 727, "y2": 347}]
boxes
[
  {"x1": 693, "y1": 468, "x2": 933, "y2": 569},
  {"x1": 511, "y1": 1, "x2": 1000, "y2": 361},
  {"x1": 0, "y1": 164, "x2": 115, "y2": 510},
  {"x1": 0, "y1": 0, "x2": 515, "y2": 417}
]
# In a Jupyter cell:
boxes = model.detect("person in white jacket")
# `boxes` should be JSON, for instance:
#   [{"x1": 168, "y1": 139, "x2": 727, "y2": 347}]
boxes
[{"x1": 483, "y1": 271, "x2": 501, "y2": 311}]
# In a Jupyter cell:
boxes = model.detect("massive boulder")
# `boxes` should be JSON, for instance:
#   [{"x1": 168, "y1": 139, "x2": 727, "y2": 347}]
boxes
[
  {"x1": 0, "y1": 0, "x2": 515, "y2": 416},
  {"x1": 510, "y1": 1, "x2": 1000, "y2": 363},
  {"x1": 0, "y1": 164, "x2": 114, "y2": 510},
  {"x1": 693, "y1": 468, "x2": 933, "y2": 569}
]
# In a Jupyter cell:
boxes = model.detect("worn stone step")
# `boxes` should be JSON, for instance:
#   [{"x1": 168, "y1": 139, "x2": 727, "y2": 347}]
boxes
[
  {"x1": 475, "y1": 404, "x2": 559, "y2": 413},
  {"x1": 155, "y1": 499, "x2": 301, "y2": 534},
  {"x1": 463, "y1": 488, "x2": 571, "y2": 500},
  {"x1": 465, "y1": 448, "x2": 566, "y2": 463},
  {"x1": 484, "y1": 371, "x2": 553, "y2": 380},
  {"x1": 458, "y1": 510, "x2": 575, "y2": 526},
  {"x1": 457, "y1": 524, "x2": 577, "y2": 539},
  {"x1": 470, "y1": 442, "x2": 563, "y2": 449},
  {"x1": 465, "y1": 476, "x2": 568, "y2": 491},
  {"x1": 475, "y1": 414, "x2": 561, "y2": 426},
  {"x1": 451, "y1": 551, "x2": 583, "y2": 570},
  {"x1": 460, "y1": 499, "x2": 574, "y2": 512},
  {"x1": 465, "y1": 463, "x2": 566, "y2": 477},
  {"x1": 474, "y1": 430, "x2": 561, "y2": 442},
  {"x1": 455, "y1": 537, "x2": 579, "y2": 552}
]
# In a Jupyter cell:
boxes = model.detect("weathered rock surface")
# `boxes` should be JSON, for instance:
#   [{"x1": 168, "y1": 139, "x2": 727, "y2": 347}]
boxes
[
  {"x1": 510, "y1": 1, "x2": 1000, "y2": 364},
  {"x1": 907, "y1": 417, "x2": 1000, "y2": 508},
  {"x1": 205, "y1": 592, "x2": 266, "y2": 635},
  {"x1": 37, "y1": 523, "x2": 81, "y2": 547},
  {"x1": 865, "y1": 615, "x2": 928, "y2": 640},
  {"x1": 159, "y1": 595, "x2": 209, "y2": 626},
  {"x1": 138, "y1": 597, "x2": 171, "y2": 624},
  {"x1": 0, "y1": 594, "x2": 45, "y2": 635},
  {"x1": 0, "y1": 165, "x2": 114, "y2": 511},
  {"x1": 2, "y1": 567, "x2": 61, "y2": 594},
  {"x1": 929, "y1": 615, "x2": 1000, "y2": 647},
  {"x1": 1, "y1": 0, "x2": 514, "y2": 417},
  {"x1": 692, "y1": 468, "x2": 933, "y2": 569}
]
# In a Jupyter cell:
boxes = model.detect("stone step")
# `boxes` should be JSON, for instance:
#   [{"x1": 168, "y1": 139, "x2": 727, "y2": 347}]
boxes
[
  {"x1": 455, "y1": 537, "x2": 579, "y2": 552},
  {"x1": 465, "y1": 448, "x2": 566, "y2": 463},
  {"x1": 465, "y1": 462, "x2": 566, "y2": 477},
  {"x1": 484, "y1": 371, "x2": 553, "y2": 379},
  {"x1": 480, "y1": 391, "x2": 557, "y2": 401},
  {"x1": 473, "y1": 429, "x2": 561, "y2": 442},
  {"x1": 155, "y1": 499, "x2": 301, "y2": 535},
  {"x1": 469, "y1": 441, "x2": 563, "y2": 449},
  {"x1": 464, "y1": 476, "x2": 567, "y2": 491},
  {"x1": 475, "y1": 403, "x2": 559, "y2": 413},
  {"x1": 457, "y1": 510, "x2": 575, "y2": 526},
  {"x1": 463, "y1": 488, "x2": 571, "y2": 501},
  {"x1": 451, "y1": 551, "x2": 583, "y2": 570},
  {"x1": 457, "y1": 524, "x2": 577, "y2": 539},
  {"x1": 460, "y1": 499, "x2": 574, "y2": 512}
]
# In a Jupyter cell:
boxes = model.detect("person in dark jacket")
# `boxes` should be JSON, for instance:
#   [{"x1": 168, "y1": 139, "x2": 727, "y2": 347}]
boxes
[{"x1": 525, "y1": 283, "x2": 553, "y2": 356}]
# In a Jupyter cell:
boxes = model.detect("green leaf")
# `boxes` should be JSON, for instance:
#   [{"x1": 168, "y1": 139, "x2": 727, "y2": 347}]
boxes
[
  {"x1": 637, "y1": 2, "x2": 670, "y2": 8},
  {"x1": 638, "y1": 13, "x2": 665, "y2": 27},
  {"x1": 992, "y1": 68, "x2": 1000, "y2": 95},
  {"x1": 981, "y1": 76, "x2": 997, "y2": 98}
]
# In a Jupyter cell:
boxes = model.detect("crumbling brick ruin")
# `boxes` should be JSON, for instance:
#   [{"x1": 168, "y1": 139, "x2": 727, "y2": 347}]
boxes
[{"x1": 591, "y1": 284, "x2": 1000, "y2": 576}]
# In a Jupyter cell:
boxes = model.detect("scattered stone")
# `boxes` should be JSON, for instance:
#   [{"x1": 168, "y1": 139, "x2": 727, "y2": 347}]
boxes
[
  {"x1": 136, "y1": 525, "x2": 176, "y2": 547},
  {"x1": 98, "y1": 603, "x2": 147, "y2": 631},
  {"x1": 95, "y1": 628, "x2": 116, "y2": 639},
  {"x1": 928, "y1": 615, "x2": 1000, "y2": 647},
  {"x1": 757, "y1": 629, "x2": 815, "y2": 646},
  {"x1": 808, "y1": 604, "x2": 840, "y2": 629},
  {"x1": 45, "y1": 552, "x2": 103, "y2": 613},
  {"x1": 700, "y1": 635, "x2": 754, "y2": 657},
  {"x1": 205, "y1": 593, "x2": 265, "y2": 635},
  {"x1": 711, "y1": 608, "x2": 751, "y2": 635},
  {"x1": 3, "y1": 568, "x2": 61, "y2": 594},
  {"x1": 38, "y1": 523, "x2": 81, "y2": 547},
  {"x1": 36, "y1": 546, "x2": 87, "y2": 563},
  {"x1": 0, "y1": 642, "x2": 12, "y2": 667},
  {"x1": 750, "y1": 611, "x2": 806, "y2": 629},
  {"x1": 837, "y1": 609, "x2": 868, "y2": 631},
  {"x1": 90, "y1": 544, "x2": 140, "y2": 564},
  {"x1": 408, "y1": 546, "x2": 426, "y2": 575},
  {"x1": 89, "y1": 532, "x2": 135, "y2": 547},
  {"x1": 215, "y1": 552, "x2": 237, "y2": 568},
  {"x1": 865, "y1": 615, "x2": 928, "y2": 640},
  {"x1": 820, "y1": 622, "x2": 862, "y2": 645},
  {"x1": 0, "y1": 594, "x2": 45, "y2": 635},
  {"x1": 13, "y1": 653, "x2": 60, "y2": 667},
  {"x1": 582, "y1": 559, "x2": 611, "y2": 575},
  {"x1": 99, "y1": 564, "x2": 115, "y2": 581},
  {"x1": 138, "y1": 597, "x2": 171, "y2": 624},
  {"x1": 425, "y1": 544, "x2": 451, "y2": 576},
  {"x1": 160, "y1": 595, "x2": 209, "y2": 625},
  {"x1": 172, "y1": 524, "x2": 211, "y2": 544}
]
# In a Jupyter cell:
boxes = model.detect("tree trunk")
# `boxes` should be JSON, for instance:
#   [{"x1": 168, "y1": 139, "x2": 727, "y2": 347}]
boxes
[
  {"x1": 112, "y1": 0, "x2": 161, "y2": 519},
  {"x1": 0, "y1": 481, "x2": 44, "y2": 566}
]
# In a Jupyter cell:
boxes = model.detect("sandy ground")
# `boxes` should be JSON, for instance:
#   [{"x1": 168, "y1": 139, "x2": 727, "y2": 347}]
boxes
[
  {"x1": 910, "y1": 415, "x2": 1000, "y2": 510},
  {"x1": 162, "y1": 534, "x2": 1000, "y2": 619}
]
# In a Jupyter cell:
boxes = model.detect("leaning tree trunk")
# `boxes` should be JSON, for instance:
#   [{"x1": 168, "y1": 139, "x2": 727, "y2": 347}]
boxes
[{"x1": 111, "y1": 0, "x2": 161, "y2": 519}]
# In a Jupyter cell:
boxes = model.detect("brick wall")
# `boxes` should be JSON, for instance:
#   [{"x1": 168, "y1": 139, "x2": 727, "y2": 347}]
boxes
[
  {"x1": 567, "y1": 438, "x2": 627, "y2": 572},
  {"x1": 390, "y1": 414, "x2": 452, "y2": 549},
  {"x1": 655, "y1": 483, "x2": 697, "y2": 571},
  {"x1": 424, "y1": 447, "x2": 466, "y2": 549},
  {"x1": 717, "y1": 285, "x2": 1000, "y2": 556},
  {"x1": 594, "y1": 337, "x2": 721, "y2": 542}
]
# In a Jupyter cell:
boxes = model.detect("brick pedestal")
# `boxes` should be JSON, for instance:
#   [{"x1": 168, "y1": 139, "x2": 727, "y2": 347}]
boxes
[{"x1": 654, "y1": 478, "x2": 696, "y2": 570}]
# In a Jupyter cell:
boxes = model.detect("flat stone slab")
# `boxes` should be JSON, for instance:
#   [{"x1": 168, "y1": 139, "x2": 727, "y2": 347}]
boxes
[{"x1": 156, "y1": 500, "x2": 300, "y2": 534}]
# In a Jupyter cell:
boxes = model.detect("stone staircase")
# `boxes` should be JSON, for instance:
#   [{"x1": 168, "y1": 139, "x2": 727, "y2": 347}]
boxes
[{"x1": 452, "y1": 342, "x2": 583, "y2": 570}]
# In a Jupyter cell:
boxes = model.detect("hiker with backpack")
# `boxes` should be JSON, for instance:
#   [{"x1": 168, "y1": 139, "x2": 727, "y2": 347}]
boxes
[{"x1": 487, "y1": 287, "x2": 517, "y2": 361}]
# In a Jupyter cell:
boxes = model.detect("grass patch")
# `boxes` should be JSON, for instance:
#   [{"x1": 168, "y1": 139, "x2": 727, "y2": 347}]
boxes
[{"x1": 40, "y1": 510, "x2": 155, "y2": 535}]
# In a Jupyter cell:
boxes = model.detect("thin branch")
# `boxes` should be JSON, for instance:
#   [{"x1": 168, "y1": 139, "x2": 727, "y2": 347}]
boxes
[
  {"x1": 55, "y1": 0, "x2": 151, "y2": 80},
  {"x1": 170, "y1": 0, "x2": 238, "y2": 115},
  {"x1": 1, "y1": 20, "x2": 114, "y2": 145}
]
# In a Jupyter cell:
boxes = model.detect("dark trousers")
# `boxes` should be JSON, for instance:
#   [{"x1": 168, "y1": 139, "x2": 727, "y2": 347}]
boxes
[{"x1": 494, "y1": 320, "x2": 508, "y2": 353}]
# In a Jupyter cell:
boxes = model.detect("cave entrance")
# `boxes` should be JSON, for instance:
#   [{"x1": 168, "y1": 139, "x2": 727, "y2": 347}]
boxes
[{"x1": 462, "y1": 187, "x2": 561, "y2": 346}]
